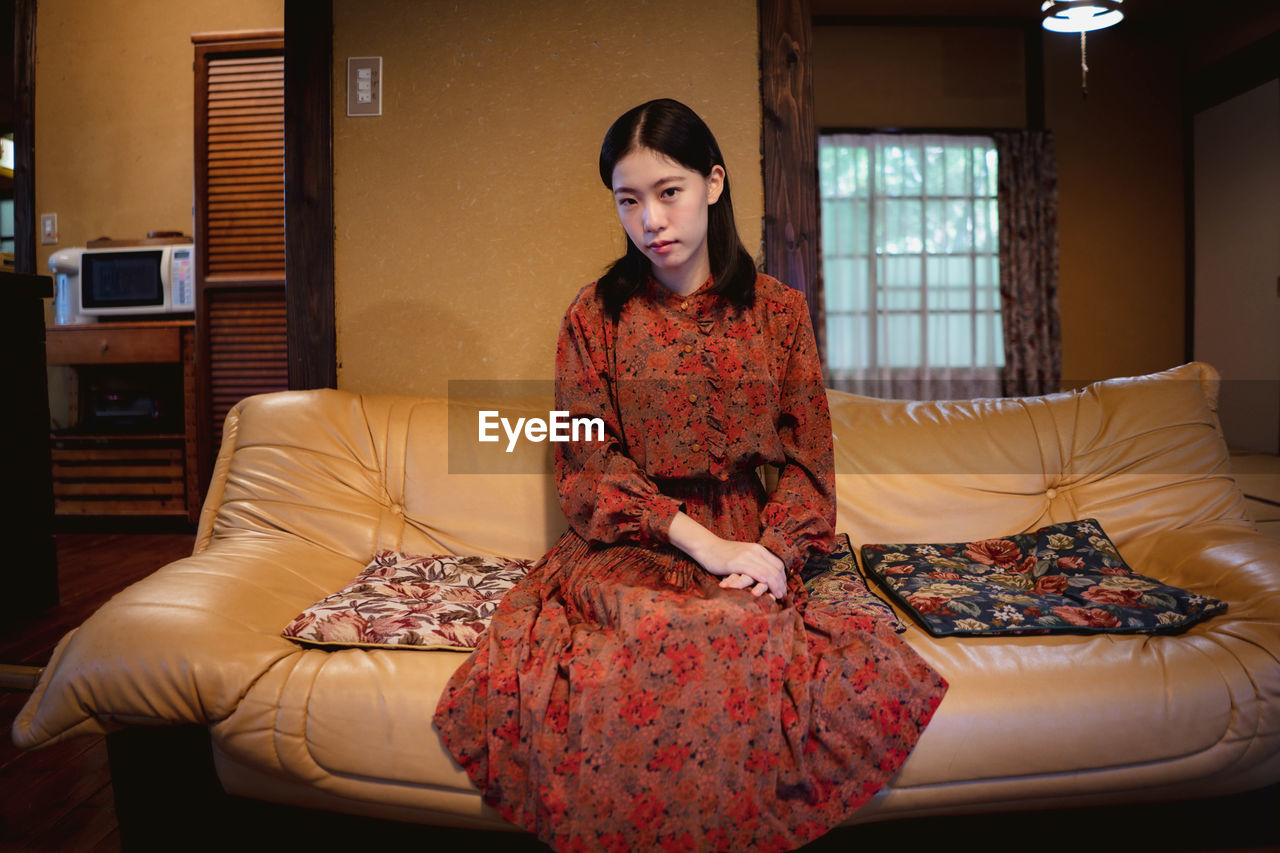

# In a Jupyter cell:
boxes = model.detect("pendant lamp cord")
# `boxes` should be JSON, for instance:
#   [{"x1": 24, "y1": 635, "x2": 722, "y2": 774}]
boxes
[{"x1": 1080, "y1": 30, "x2": 1089, "y2": 98}]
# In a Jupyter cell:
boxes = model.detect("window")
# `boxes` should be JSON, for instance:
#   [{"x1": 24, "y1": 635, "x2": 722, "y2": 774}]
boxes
[
  {"x1": 819, "y1": 133, "x2": 1002, "y2": 398},
  {"x1": 0, "y1": 199, "x2": 13, "y2": 255}
]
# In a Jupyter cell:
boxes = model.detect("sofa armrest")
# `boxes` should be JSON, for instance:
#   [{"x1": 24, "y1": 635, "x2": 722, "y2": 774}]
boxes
[
  {"x1": 1137, "y1": 521, "x2": 1280, "y2": 620},
  {"x1": 1139, "y1": 522, "x2": 1280, "y2": 740},
  {"x1": 12, "y1": 536, "x2": 360, "y2": 749}
]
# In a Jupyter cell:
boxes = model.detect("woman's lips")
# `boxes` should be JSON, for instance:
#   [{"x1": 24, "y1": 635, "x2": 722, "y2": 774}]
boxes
[{"x1": 647, "y1": 240, "x2": 676, "y2": 255}]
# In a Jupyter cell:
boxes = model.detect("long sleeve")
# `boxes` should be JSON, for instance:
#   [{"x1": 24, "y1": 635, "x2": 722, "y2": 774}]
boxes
[
  {"x1": 757, "y1": 296, "x2": 837, "y2": 575},
  {"x1": 554, "y1": 291, "x2": 684, "y2": 547}
]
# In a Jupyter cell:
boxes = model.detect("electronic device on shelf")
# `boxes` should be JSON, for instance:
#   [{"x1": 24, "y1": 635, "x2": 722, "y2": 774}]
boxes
[{"x1": 49, "y1": 233, "x2": 195, "y2": 322}]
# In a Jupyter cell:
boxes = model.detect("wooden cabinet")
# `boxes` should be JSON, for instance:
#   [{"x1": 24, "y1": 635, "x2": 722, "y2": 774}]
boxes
[{"x1": 47, "y1": 321, "x2": 199, "y2": 523}]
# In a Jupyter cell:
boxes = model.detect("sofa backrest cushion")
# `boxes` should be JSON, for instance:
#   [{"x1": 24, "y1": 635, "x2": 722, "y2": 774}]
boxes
[
  {"x1": 828, "y1": 362, "x2": 1250, "y2": 566},
  {"x1": 198, "y1": 363, "x2": 1249, "y2": 571},
  {"x1": 200, "y1": 390, "x2": 563, "y2": 561}
]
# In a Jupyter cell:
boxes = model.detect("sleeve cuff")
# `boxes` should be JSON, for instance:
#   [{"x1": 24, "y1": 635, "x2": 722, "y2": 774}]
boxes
[
  {"x1": 641, "y1": 495, "x2": 684, "y2": 547},
  {"x1": 759, "y1": 528, "x2": 805, "y2": 576}
]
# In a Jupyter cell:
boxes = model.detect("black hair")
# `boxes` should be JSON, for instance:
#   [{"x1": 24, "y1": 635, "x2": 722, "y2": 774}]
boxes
[{"x1": 597, "y1": 98, "x2": 756, "y2": 317}]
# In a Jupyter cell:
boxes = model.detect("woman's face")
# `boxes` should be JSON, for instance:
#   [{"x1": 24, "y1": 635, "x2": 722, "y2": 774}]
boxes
[{"x1": 610, "y1": 146, "x2": 724, "y2": 295}]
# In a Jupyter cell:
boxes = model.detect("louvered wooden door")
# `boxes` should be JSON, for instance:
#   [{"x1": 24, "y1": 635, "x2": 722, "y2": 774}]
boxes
[{"x1": 193, "y1": 31, "x2": 288, "y2": 495}]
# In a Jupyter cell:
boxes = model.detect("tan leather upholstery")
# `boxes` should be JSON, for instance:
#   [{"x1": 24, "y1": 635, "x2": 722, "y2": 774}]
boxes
[{"x1": 14, "y1": 362, "x2": 1280, "y2": 828}]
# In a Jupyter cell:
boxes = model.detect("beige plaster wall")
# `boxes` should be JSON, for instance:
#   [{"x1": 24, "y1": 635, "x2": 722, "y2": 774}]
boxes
[
  {"x1": 813, "y1": 25, "x2": 1026, "y2": 129},
  {"x1": 34, "y1": 0, "x2": 283, "y2": 275},
  {"x1": 332, "y1": 0, "x2": 762, "y2": 396},
  {"x1": 813, "y1": 22, "x2": 1186, "y2": 387},
  {"x1": 1043, "y1": 26, "x2": 1185, "y2": 386}
]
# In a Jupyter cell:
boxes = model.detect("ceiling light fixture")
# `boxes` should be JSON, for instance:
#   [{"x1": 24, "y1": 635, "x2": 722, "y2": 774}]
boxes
[{"x1": 1040, "y1": 0, "x2": 1125, "y2": 97}]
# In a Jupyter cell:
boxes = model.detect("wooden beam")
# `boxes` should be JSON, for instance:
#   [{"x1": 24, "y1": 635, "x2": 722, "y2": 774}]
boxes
[
  {"x1": 284, "y1": 0, "x2": 337, "y2": 390},
  {"x1": 759, "y1": 0, "x2": 823, "y2": 351}
]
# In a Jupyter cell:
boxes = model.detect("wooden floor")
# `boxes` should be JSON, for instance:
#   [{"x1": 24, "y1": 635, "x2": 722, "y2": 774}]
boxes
[
  {"x1": 2, "y1": 533, "x2": 1279, "y2": 852},
  {"x1": 1, "y1": 531, "x2": 196, "y2": 852}
]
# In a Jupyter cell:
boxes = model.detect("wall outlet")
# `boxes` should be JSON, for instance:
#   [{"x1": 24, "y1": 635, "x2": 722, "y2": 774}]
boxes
[
  {"x1": 347, "y1": 57, "x2": 382, "y2": 117},
  {"x1": 40, "y1": 213, "x2": 58, "y2": 245}
]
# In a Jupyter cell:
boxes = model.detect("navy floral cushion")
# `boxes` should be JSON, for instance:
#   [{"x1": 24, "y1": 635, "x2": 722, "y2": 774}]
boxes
[
  {"x1": 859, "y1": 519, "x2": 1227, "y2": 637},
  {"x1": 802, "y1": 532, "x2": 907, "y2": 632}
]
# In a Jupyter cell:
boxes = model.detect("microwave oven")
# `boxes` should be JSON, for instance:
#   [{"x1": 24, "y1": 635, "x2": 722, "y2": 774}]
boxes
[{"x1": 70, "y1": 243, "x2": 196, "y2": 318}]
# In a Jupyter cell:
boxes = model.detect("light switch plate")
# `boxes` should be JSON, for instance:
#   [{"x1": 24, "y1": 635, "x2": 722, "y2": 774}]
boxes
[
  {"x1": 40, "y1": 213, "x2": 58, "y2": 245},
  {"x1": 347, "y1": 57, "x2": 382, "y2": 117}
]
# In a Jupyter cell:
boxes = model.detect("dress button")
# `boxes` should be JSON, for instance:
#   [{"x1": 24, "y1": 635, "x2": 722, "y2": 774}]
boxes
[
  {"x1": 680, "y1": 301, "x2": 688, "y2": 310},
  {"x1": 688, "y1": 393, "x2": 698, "y2": 403},
  {"x1": 691, "y1": 443, "x2": 702, "y2": 452},
  {"x1": 1045, "y1": 488, "x2": 1058, "y2": 499},
  {"x1": 683, "y1": 345, "x2": 693, "y2": 354}
]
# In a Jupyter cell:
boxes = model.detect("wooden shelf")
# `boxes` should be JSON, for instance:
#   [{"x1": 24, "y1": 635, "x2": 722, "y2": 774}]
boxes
[
  {"x1": 47, "y1": 321, "x2": 199, "y2": 523},
  {"x1": 51, "y1": 434, "x2": 189, "y2": 517}
]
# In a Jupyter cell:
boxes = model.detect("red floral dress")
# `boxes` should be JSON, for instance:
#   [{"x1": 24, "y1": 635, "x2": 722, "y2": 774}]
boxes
[{"x1": 433, "y1": 274, "x2": 947, "y2": 852}]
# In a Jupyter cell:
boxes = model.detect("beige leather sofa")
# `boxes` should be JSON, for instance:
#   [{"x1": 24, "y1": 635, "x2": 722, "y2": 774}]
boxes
[{"x1": 14, "y1": 362, "x2": 1280, "y2": 833}]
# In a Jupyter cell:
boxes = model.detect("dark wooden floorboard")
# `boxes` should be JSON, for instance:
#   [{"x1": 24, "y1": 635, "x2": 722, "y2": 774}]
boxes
[
  {"x1": 1, "y1": 533, "x2": 1278, "y2": 852},
  {"x1": 0, "y1": 533, "x2": 195, "y2": 667},
  {"x1": 1, "y1": 532, "x2": 192, "y2": 851},
  {"x1": 88, "y1": 827, "x2": 122, "y2": 853}
]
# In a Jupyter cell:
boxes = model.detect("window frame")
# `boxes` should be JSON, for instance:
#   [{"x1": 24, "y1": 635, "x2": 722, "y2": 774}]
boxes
[{"x1": 818, "y1": 127, "x2": 1016, "y2": 394}]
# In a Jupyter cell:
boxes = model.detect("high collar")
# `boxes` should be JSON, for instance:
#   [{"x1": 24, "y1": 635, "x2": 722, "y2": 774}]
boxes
[{"x1": 646, "y1": 274, "x2": 716, "y2": 310}]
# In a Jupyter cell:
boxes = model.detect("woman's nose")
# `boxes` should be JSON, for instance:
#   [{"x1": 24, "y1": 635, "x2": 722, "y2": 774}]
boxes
[{"x1": 643, "y1": 204, "x2": 665, "y2": 232}]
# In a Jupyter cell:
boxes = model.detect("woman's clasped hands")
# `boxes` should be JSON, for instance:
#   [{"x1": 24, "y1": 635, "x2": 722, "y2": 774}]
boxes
[
  {"x1": 668, "y1": 512, "x2": 786, "y2": 600},
  {"x1": 706, "y1": 540, "x2": 786, "y2": 601}
]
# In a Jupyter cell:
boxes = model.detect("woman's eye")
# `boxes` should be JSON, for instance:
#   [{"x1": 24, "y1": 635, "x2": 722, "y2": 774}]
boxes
[
  {"x1": 661, "y1": 187, "x2": 681, "y2": 199},
  {"x1": 617, "y1": 198, "x2": 636, "y2": 208}
]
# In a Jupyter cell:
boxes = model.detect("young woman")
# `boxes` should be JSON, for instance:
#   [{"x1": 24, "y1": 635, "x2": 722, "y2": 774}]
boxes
[{"x1": 434, "y1": 98, "x2": 947, "y2": 852}]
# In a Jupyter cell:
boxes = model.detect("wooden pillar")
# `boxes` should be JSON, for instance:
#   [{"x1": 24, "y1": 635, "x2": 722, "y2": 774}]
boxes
[
  {"x1": 14, "y1": 0, "x2": 37, "y2": 276},
  {"x1": 758, "y1": 0, "x2": 823, "y2": 356},
  {"x1": 285, "y1": 0, "x2": 337, "y2": 390}
]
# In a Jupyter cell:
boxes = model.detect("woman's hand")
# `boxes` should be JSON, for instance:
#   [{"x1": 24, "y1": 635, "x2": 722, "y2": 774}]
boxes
[
  {"x1": 668, "y1": 512, "x2": 786, "y2": 598},
  {"x1": 717, "y1": 571, "x2": 777, "y2": 600}
]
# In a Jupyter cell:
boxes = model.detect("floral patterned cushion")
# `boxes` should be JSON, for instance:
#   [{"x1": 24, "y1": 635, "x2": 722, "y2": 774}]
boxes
[
  {"x1": 860, "y1": 519, "x2": 1227, "y2": 637},
  {"x1": 801, "y1": 532, "x2": 907, "y2": 632},
  {"x1": 282, "y1": 551, "x2": 532, "y2": 650}
]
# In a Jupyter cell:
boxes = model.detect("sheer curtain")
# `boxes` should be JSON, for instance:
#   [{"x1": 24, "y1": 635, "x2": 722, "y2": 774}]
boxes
[{"x1": 819, "y1": 133, "x2": 1004, "y2": 400}]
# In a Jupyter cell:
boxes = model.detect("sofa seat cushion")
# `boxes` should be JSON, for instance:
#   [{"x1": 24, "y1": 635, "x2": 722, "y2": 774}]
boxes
[
  {"x1": 202, "y1": 527, "x2": 1276, "y2": 822},
  {"x1": 861, "y1": 518, "x2": 1227, "y2": 637},
  {"x1": 282, "y1": 551, "x2": 532, "y2": 650}
]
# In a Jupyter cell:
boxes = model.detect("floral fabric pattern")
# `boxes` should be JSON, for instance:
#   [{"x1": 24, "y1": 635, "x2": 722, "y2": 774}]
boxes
[
  {"x1": 282, "y1": 552, "x2": 531, "y2": 650},
  {"x1": 802, "y1": 532, "x2": 906, "y2": 633},
  {"x1": 552, "y1": 274, "x2": 837, "y2": 574},
  {"x1": 994, "y1": 131, "x2": 1061, "y2": 397},
  {"x1": 433, "y1": 274, "x2": 949, "y2": 852},
  {"x1": 861, "y1": 519, "x2": 1227, "y2": 637}
]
